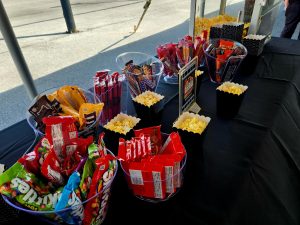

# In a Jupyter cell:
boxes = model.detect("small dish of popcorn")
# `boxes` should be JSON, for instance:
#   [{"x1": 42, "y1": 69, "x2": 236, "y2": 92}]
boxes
[
  {"x1": 216, "y1": 82, "x2": 248, "y2": 118},
  {"x1": 132, "y1": 91, "x2": 164, "y2": 127}
]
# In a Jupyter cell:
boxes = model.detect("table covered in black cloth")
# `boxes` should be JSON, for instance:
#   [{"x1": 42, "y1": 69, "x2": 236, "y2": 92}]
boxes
[{"x1": 1, "y1": 37, "x2": 300, "y2": 225}]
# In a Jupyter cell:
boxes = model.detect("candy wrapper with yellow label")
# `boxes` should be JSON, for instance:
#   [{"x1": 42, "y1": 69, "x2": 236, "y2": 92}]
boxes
[
  {"x1": 132, "y1": 91, "x2": 164, "y2": 127},
  {"x1": 216, "y1": 82, "x2": 248, "y2": 118},
  {"x1": 28, "y1": 85, "x2": 104, "y2": 135},
  {"x1": 79, "y1": 103, "x2": 104, "y2": 136}
]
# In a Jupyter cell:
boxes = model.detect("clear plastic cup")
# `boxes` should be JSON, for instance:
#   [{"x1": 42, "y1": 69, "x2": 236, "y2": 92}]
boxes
[
  {"x1": 203, "y1": 39, "x2": 247, "y2": 84},
  {"x1": 120, "y1": 133, "x2": 187, "y2": 203},
  {"x1": 116, "y1": 52, "x2": 164, "y2": 98},
  {"x1": 2, "y1": 147, "x2": 118, "y2": 225},
  {"x1": 26, "y1": 87, "x2": 102, "y2": 137},
  {"x1": 94, "y1": 74, "x2": 128, "y2": 125}
]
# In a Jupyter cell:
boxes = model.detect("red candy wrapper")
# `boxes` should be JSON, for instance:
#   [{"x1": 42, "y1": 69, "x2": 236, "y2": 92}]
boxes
[
  {"x1": 118, "y1": 135, "x2": 152, "y2": 163},
  {"x1": 93, "y1": 70, "x2": 122, "y2": 124},
  {"x1": 161, "y1": 132, "x2": 186, "y2": 160},
  {"x1": 128, "y1": 161, "x2": 166, "y2": 199},
  {"x1": 18, "y1": 137, "x2": 51, "y2": 175},
  {"x1": 142, "y1": 162, "x2": 166, "y2": 199},
  {"x1": 134, "y1": 125, "x2": 162, "y2": 155},
  {"x1": 148, "y1": 154, "x2": 182, "y2": 192},
  {"x1": 43, "y1": 116, "x2": 78, "y2": 162},
  {"x1": 41, "y1": 149, "x2": 65, "y2": 186},
  {"x1": 127, "y1": 162, "x2": 145, "y2": 196},
  {"x1": 83, "y1": 156, "x2": 116, "y2": 225}
]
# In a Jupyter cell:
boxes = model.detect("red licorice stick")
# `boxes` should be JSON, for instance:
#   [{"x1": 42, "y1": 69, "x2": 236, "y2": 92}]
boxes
[
  {"x1": 111, "y1": 72, "x2": 119, "y2": 118},
  {"x1": 116, "y1": 73, "x2": 122, "y2": 115},
  {"x1": 107, "y1": 77, "x2": 113, "y2": 121}
]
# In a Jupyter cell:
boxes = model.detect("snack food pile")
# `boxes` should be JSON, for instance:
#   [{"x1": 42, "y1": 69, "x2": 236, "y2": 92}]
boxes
[
  {"x1": 173, "y1": 112, "x2": 211, "y2": 135},
  {"x1": 29, "y1": 85, "x2": 104, "y2": 133},
  {"x1": 118, "y1": 125, "x2": 186, "y2": 200},
  {"x1": 132, "y1": 91, "x2": 164, "y2": 108},
  {"x1": 0, "y1": 117, "x2": 117, "y2": 225},
  {"x1": 156, "y1": 34, "x2": 207, "y2": 77},
  {"x1": 205, "y1": 39, "x2": 245, "y2": 83},
  {"x1": 104, "y1": 113, "x2": 140, "y2": 135},
  {"x1": 217, "y1": 81, "x2": 248, "y2": 95},
  {"x1": 93, "y1": 70, "x2": 123, "y2": 124},
  {"x1": 194, "y1": 15, "x2": 236, "y2": 37},
  {"x1": 122, "y1": 59, "x2": 161, "y2": 97}
]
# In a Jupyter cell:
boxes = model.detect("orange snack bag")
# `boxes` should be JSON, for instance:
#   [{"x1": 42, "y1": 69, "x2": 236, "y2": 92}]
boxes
[
  {"x1": 61, "y1": 104, "x2": 80, "y2": 122},
  {"x1": 56, "y1": 86, "x2": 87, "y2": 111}
]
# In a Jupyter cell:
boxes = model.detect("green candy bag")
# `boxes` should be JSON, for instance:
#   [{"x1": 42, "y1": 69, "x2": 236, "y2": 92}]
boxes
[
  {"x1": 79, "y1": 159, "x2": 94, "y2": 200},
  {"x1": 0, "y1": 162, "x2": 63, "y2": 211}
]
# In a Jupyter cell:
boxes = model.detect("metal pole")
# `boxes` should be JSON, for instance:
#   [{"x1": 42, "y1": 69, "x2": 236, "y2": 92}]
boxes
[
  {"x1": 60, "y1": 0, "x2": 77, "y2": 33},
  {"x1": 219, "y1": 0, "x2": 227, "y2": 15},
  {"x1": 237, "y1": 10, "x2": 243, "y2": 22},
  {"x1": 199, "y1": 0, "x2": 206, "y2": 18},
  {"x1": 134, "y1": 0, "x2": 151, "y2": 32},
  {"x1": 189, "y1": 0, "x2": 196, "y2": 38},
  {"x1": 0, "y1": 0, "x2": 37, "y2": 99}
]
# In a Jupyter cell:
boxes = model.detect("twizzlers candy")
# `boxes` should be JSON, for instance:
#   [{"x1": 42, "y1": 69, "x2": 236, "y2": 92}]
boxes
[{"x1": 93, "y1": 70, "x2": 123, "y2": 124}]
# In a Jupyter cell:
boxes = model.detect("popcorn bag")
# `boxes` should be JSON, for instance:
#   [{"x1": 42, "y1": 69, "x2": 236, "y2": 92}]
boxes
[
  {"x1": 173, "y1": 112, "x2": 211, "y2": 156},
  {"x1": 222, "y1": 22, "x2": 244, "y2": 42},
  {"x1": 132, "y1": 91, "x2": 165, "y2": 127},
  {"x1": 242, "y1": 34, "x2": 267, "y2": 56},
  {"x1": 216, "y1": 82, "x2": 248, "y2": 118},
  {"x1": 103, "y1": 113, "x2": 140, "y2": 155}
]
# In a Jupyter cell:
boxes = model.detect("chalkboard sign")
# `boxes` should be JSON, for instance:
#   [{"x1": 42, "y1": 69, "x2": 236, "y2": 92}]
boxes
[{"x1": 178, "y1": 57, "x2": 201, "y2": 115}]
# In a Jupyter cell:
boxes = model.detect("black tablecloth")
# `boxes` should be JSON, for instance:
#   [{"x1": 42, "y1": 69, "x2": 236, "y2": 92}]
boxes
[{"x1": 1, "y1": 37, "x2": 300, "y2": 225}]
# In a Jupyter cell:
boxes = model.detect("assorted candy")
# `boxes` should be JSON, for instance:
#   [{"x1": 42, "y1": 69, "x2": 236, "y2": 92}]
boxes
[
  {"x1": 122, "y1": 59, "x2": 161, "y2": 97},
  {"x1": 205, "y1": 39, "x2": 246, "y2": 83},
  {"x1": 104, "y1": 113, "x2": 140, "y2": 135},
  {"x1": 118, "y1": 125, "x2": 186, "y2": 200},
  {"x1": 29, "y1": 85, "x2": 104, "y2": 133},
  {"x1": 5, "y1": 40, "x2": 242, "y2": 223},
  {"x1": 132, "y1": 91, "x2": 164, "y2": 108},
  {"x1": 173, "y1": 112, "x2": 211, "y2": 135},
  {"x1": 93, "y1": 70, "x2": 123, "y2": 124},
  {"x1": 217, "y1": 81, "x2": 248, "y2": 95},
  {"x1": 156, "y1": 34, "x2": 207, "y2": 77},
  {"x1": 0, "y1": 117, "x2": 117, "y2": 224}
]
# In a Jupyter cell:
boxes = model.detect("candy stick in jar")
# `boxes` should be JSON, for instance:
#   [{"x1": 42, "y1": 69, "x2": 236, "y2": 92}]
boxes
[
  {"x1": 107, "y1": 76, "x2": 114, "y2": 121},
  {"x1": 111, "y1": 72, "x2": 119, "y2": 118},
  {"x1": 117, "y1": 73, "x2": 123, "y2": 114},
  {"x1": 99, "y1": 77, "x2": 107, "y2": 124}
]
